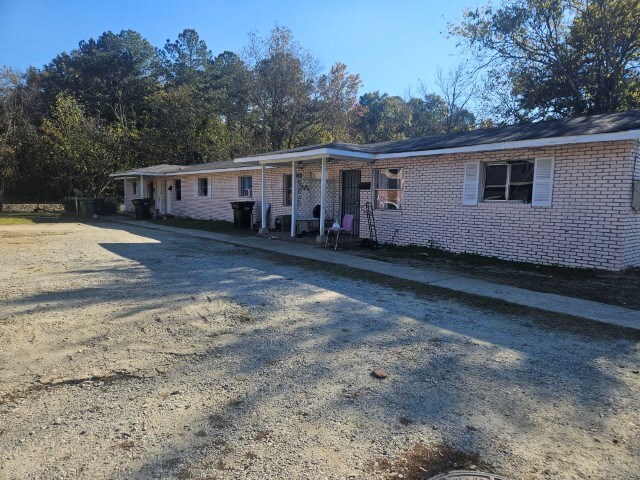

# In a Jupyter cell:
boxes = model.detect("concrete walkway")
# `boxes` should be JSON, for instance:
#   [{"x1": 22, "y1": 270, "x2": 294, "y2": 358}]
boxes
[{"x1": 105, "y1": 217, "x2": 640, "y2": 330}]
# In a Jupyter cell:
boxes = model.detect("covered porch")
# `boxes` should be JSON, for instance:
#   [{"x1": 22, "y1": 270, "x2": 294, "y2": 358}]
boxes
[
  {"x1": 110, "y1": 165, "x2": 177, "y2": 215},
  {"x1": 236, "y1": 146, "x2": 375, "y2": 242}
]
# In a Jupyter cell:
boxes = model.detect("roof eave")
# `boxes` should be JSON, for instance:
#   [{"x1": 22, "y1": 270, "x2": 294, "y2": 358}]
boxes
[
  {"x1": 109, "y1": 172, "x2": 168, "y2": 178},
  {"x1": 234, "y1": 147, "x2": 376, "y2": 165}
]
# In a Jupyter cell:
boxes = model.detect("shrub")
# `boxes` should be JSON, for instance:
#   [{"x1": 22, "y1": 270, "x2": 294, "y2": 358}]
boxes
[
  {"x1": 93, "y1": 197, "x2": 118, "y2": 215},
  {"x1": 62, "y1": 197, "x2": 78, "y2": 213},
  {"x1": 62, "y1": 197, "x2": 119, "y2": 215}
]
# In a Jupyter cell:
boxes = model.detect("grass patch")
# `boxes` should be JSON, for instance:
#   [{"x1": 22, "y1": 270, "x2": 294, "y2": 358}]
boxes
[
  {"x1": 0, "y1": 212, "x2": 71, "y2": 225},
  {"x1": 358, "y1": 244, "x2": 640, "y2": 311},
  {"x1": 150, "y1": 217, "x2": 255, "y2": 236}
]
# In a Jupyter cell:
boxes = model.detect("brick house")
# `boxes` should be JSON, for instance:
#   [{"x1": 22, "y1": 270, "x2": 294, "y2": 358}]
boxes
[{"x1": 111, "y1": 110, "x2": 640, "y2": 270}]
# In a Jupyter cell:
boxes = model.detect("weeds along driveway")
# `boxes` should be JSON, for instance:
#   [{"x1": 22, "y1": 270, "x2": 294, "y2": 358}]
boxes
[{"x1": 0, "y1": 220, "x2": 639, "y2": 480}]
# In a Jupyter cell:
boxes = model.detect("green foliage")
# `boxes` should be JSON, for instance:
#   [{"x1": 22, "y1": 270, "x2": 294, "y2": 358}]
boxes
[
  {"x1": 452, "y1": 0, "x2": 640, "y2": 120},
  {"x1": 356, "y1": 89, "x2": 475, "y2": 143},
  {"x1": 39, "y1": 30, "x2": 159, "y2": 123},
  {"x1": 42, "y1": 93, "x2": 133, "y2": 197}
]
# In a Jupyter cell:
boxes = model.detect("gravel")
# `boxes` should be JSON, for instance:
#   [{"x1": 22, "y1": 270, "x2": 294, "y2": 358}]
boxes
[{"x1": 0, "y1": 220, "x2": 638, "y2": 480}]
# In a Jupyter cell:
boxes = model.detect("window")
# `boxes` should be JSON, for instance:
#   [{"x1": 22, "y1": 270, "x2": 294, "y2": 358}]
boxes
[
  {"x1": 197, "y1": 177, "x2": 209, "y2": 197},
  {"x1": 132, "y1": 181, "x2": 137, "y2": 195},
  {"x1": 238, "y1": 176, "x2": 252, "y2": 197},
  {"x1": 283, "y1": 174, "x2": 292, "y2": 206},
  {"x1": 174, "y1": 179, "x2": 182, "y2": 201},
  {"x1": 374, "y1": 168, "x2": 403, "y2": 210},
  {"x1": 482, "y1": 161, "x2": 534, "y2": 202}
]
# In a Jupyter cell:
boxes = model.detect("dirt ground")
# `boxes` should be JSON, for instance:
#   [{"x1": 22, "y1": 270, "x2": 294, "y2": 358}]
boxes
[
  {"x1": 352, "y1": 246, "x2": 640, "y2": 311},
  {"x1": 0, "y1": 219, "x2": 639, "y2": 480}
]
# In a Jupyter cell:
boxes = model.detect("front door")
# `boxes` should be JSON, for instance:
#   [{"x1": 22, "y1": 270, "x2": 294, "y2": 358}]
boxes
[
  {"x1": 165, "y1": 180, "x2": 172, "y2": 214},
  {"x1": 341, "y1": 170, "x2": 361, "y2": 236}
]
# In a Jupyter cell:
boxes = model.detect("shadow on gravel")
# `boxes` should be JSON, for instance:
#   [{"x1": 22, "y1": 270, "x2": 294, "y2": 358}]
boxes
[{"x1": 5, "y1": 220, "x2": 639, "y2": 479}]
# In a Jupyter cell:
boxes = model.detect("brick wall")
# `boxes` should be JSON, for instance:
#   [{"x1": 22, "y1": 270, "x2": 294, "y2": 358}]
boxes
[
  {"x1": 356, "y1": 141, "x2": 638, "y2": 271},
  {"x1": 123, "y1": 178, "x2": 143, "y2": 212},
  {"x1": 161, "y1": 172, "x2": 262, "y2": 223},
  {"x1": 136, "y1": 140, "x2": 639, "y2": 271}
]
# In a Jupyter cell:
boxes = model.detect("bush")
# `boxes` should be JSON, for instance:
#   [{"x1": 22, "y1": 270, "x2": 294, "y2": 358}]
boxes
[
  {"x1": 62, "y1": 197, "x2": 119, "y2": 215},
  {"x1": 93, "y1": 197, "x2": 118, "y2": 215},
  {"x1": 62, "y1": 197, "x2": 78, "y2": 213}
]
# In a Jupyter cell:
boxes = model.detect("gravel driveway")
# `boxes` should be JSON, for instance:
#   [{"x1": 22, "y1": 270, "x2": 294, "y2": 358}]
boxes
[{"x1": 0, "y1": 220, "x2": 638, "y2": 480}]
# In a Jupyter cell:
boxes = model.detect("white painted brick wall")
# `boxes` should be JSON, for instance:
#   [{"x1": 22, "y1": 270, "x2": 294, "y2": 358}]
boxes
[{"x1": 123, "y1": 140, "x2": 639, "y2": 271}]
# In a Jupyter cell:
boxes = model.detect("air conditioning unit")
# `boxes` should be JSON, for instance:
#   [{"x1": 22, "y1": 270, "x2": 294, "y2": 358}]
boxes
[{"x1": 243, "y1": 189, "x2": 252, "y2": 197}]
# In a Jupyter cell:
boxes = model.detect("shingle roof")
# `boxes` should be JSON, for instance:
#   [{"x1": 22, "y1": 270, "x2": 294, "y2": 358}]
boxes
[
  {"x1": 244, "y1": 109, "x2": 640, "y2": 159},
  {"x1": 111, "y1": 160, "x2": 241, "y2": 177}
]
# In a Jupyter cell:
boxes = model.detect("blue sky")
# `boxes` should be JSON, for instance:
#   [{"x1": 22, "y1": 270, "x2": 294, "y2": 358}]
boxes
[{"x1": 0, "y1": 0, "x2": 474, "y2": 96}]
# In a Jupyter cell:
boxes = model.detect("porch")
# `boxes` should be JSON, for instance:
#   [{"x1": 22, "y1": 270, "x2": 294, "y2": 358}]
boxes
[{"x1": 236, "y1": 149, "x2": 376, "y2": 242}]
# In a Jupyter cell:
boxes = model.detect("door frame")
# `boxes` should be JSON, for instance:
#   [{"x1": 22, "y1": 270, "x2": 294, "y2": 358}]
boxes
[{"x1": 340, "y1": 169, "x2": 361, "y2": 236}]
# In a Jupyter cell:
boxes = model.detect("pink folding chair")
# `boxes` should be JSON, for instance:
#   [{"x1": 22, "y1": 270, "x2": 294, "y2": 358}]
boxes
[{"x1": 325, "y1": 214, "x2": 354, "y2": 250}]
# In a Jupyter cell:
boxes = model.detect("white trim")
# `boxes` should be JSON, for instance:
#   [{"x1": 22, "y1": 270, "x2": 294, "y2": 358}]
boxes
[
  {"x1": 290, "y1": 161, "x2": 298, "y2": 238},
  {"x1": 174, "y1": 166, "x2": 271, "y2": 175},
  {"x1": 319, "y1": 157, "x2": 327, "y2": 238},
  {"x1": 260, "y1": 165, "x2": 267, "y2": 231},
  {"x1": 110, "y1": 165, "x2": 271, "y2": 178},
  {"x1": 110, "y1": 172, "x2": 167, "y2": 178},
  {"x1": 235, "y1": 147, "x2": 376, "y2": 164},
  {"x1": 195, "y1": 177, "x2": 211, "y2": 198}
]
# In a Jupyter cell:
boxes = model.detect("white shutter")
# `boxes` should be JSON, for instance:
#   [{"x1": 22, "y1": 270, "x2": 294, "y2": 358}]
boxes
[
  {"x1": 532, "y1": 157, "x2": 555, "y2": 207},
  {"x1": 208, "y1": 177, "x2": 212, "y2": 197},
  {"x1": 462, "y1": 162, "x2": 480, "y2": 205},
  {"x1": 194, "y1": 178, "x2": 198, "y2": 198}
]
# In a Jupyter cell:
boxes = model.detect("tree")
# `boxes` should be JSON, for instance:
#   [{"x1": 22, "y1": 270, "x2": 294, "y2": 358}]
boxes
[
  {"x1": 207, "y1": 51, "x2": 256, "y2": 157},
  {"x1": 356, "y1": 92, "x2": 412, "y2": 143},
  {"x1": 40, "y1": 30, "x2": 159, "y2": 123},
  {"x1": 245, "y1": 26, "x2": 321, "y2": 151},
  {"x1": 0, "y1": 68, "x2": 43, "y2": 208},
  {"x1": 315, "y1": 62, "x2": 363, "y2": 142},
  {"x1": 435, "y1": 64, "x2": 476, "y2": 132},
  {"x1": 141, "y1": 85, "x2": 228, "y2": 165},
  {"x1": 451, "y1": 0, "x2": 640, "y2": 120},
  {"x1": 158, "y1": 29, "x2": 212, "y2": 88},
  {"x1": 42, "y1": 93, "x2": 130, "y2": 197}
]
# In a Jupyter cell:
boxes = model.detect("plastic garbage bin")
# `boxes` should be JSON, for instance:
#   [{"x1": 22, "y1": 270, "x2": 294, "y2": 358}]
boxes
[
  {"x1": 132, "y1": 198, "x2": 152, "y2": 220},
  {"x1": 230, "y1": 201, "x2": 255, "y2": 229},
  {"x1": 78, "y1": 198, "x2": 95, "y2": 218}
]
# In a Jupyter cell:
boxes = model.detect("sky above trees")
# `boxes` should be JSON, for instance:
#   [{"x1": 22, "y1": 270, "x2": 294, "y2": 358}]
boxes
[{"x1": 0, "y1": 0, "x2": 469, "y2": 96}]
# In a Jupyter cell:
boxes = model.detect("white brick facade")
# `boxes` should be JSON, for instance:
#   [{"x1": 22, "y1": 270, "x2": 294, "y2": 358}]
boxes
[{"x1": 120, "y1": 140, "x2": 640, "y2": 271}]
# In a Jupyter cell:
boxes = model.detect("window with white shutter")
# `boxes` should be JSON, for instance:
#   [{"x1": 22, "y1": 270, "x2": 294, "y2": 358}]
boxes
[
  {"x1": 462, "y1": 162, "x2": 480, "y2": 205},
  {"x1": 532, "y1": 157, "x2": 555, "y2": 207}
]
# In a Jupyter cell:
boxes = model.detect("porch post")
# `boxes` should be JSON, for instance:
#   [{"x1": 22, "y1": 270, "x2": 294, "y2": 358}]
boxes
[
  {"x1": 140, "y1": 175, "x2": 144, "y2": 197},
  {"x1": 318, "y1": 156, "x2": 327, "y2": 241},
  {"x1": 260, "y1": 164, "x2": 267, "y2": 233},
  {"x1": 290, "y1": 161, "x2": 298, "y2": 238}
]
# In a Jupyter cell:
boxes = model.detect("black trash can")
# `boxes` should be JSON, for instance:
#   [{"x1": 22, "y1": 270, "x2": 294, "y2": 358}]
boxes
[
  {"x1": 132, "y1": 198, "x2": 152, "y2": 220},
  {"x1": 230, "y1": 201, "x2": 255, "y2": 229}
]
